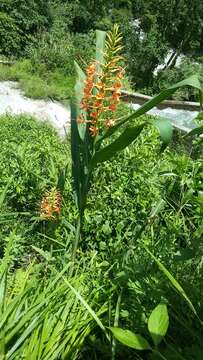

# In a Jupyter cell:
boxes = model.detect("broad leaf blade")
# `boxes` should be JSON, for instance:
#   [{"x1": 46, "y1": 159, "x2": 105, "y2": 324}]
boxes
[
  {"x1": 148, "y1": 303, "x2": 169, "y2": 346},
  {"x1": 110, "y1": 328, "x2": 151, "y2": 350},
  {"x1": 92, "y1": 117, "x2": 172, "y2": 166},
  {"x1": 149, "y1": 117, "x2": 173, "y2": 151},
  {"x1": 71, "y1": 100, "x2": 83, "y2": 209},
  {"x1": 102, "y1": 75, "x2": 202, "y2": 140},
  {"x1": 92, "y1": 124, "x2": 144, "y2": 165}
]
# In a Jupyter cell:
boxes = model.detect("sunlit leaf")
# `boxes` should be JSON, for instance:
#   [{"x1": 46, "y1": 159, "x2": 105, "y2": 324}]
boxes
[
  {"x1": 148, "y1": 303, "x2": 169, "y2": 346},
  {"x1": 110, "y1": 327, "x2": 151, "y2": 350}
]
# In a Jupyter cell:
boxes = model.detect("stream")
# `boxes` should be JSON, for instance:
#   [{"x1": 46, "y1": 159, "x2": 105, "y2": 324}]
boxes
[
  {"x1": 0, "y1": 81, "x2": 70, "y2": 136},
  {"x1": 0, "y1": 81, "x2": 198, "y2": 134}
]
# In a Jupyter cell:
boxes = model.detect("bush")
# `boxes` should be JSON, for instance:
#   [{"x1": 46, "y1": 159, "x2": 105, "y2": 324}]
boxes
[
  {"x1": 0, "y1": 12, "x2": 21, "y2": 56},
  {"x1": 26, "y1": 31, "x2": 95, "y2": 75},
  {"x1": 0, "y1": 0, "x2": 51, "y2": 56},
  {"x1": 0, "y1": 114, "x2": 69, "y2": 211},
  {"x1": 0, "y1": 60, "x2": 74, "y2": 100}
]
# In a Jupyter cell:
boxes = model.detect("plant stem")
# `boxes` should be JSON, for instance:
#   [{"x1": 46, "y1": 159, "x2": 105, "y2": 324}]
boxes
[
  {"x1": 72, "y1": 214, "x2": 81, "y2": 262},
  {"x1": 152, "y1": 349, "x2": 168, "y2": 360}
]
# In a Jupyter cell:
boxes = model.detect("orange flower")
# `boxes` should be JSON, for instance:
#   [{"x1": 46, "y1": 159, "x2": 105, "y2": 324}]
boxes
[
  {"x1": 93, "y1": 101, "x2": 102, "y2": 108},
  {"x1": 80, "y1": 101, "x2": 88, "y2": 110},
  {"x1": 109, "y1": 103, "x2": 117, "y2": 112},
  {"x1": 77, "y1": 113, "x2": 85, "y2": 124},
  {"x1": 112, "y1": 92, "x2": 120, "y2": 102},
  {"x1": 40, "y1": 189, "x2": 62, "y2": 220},
  {"x1": 95, "y1": 81, "x2": 104, "y2": 90},
  {"x1": 105, "y1": 119, "x2": 115, "y2": 128},
  {"x1": 91, "y1": 111, "x2": 98, "y2": 119},
  {"x1": 87, "y1": 63, "x2": 96, "y2": 75},
  {"x1": 96, "y1": 92, "x2": 105, "y2": 100},
  {"x1": 117, "y1": 72, "x2": 124, "y2": 79},
  {"x1": 89, "y1": 125, "x2": 98, "y2": 137},
  {"x1": 113, "y1": 81, "x2": 122, "y2": 90}
]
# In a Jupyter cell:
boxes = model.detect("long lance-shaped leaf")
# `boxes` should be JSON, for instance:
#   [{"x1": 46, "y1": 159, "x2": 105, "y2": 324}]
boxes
[
  {"x1": 74, "y1": 61, "x2": 87, "y2": 141},
  {"x1": 91, "y1": 117, "x2": 172, "y2": 165},
  {"x1": 61, "y1": 276, "x2": 110, "y2": 341},
  {"x1": 71, "y1": 99, "x2": 83, "y2": 209},
  {"x1": 98, "y1": 75, "x2": 202, "y2": 142},
  {"x1": 144, "y1": 246, "x2": 201, "y2": 322},
  {"x1": 185, "y1": 124, "x2": 203, "y2": 137},
  {"x1": 96, "y1": 30, "x2": 106, "y2": 76},
  {"x1": 91, "y1": 124, "x2": 144, "y2": 165}
]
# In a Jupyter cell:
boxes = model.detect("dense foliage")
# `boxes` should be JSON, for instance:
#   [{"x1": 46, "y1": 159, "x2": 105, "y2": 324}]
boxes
[
  {"x1": 0, "y1": 0, "x2": 202, "y2": 94},
  {"x1": 0, "y1": 2, "x2": 203, "y2": 359},
  {"x1": 0, "y1": 109, "x2": 202, "y2": 358}
]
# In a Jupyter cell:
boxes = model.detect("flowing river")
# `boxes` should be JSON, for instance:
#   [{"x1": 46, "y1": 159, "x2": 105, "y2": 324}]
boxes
[
  {"x1": 0, "y1": 81, "x2": 199, "y2": 134},
  {"x1": 0, "y1": 81, "x2": 70, "y2": 136}
]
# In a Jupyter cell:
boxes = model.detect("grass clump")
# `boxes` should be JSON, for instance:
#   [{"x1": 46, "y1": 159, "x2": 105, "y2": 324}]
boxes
[{"x1": 0, "y1": 60, "x2": 74, "y2": 100}]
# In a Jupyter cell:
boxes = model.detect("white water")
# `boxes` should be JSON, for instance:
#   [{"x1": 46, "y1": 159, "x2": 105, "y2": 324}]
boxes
[
  {"x1": 0, "y1": 81, "x2": 198, "y2": 134},
  {"x1": 131, "y1": 103, "x2": 198, "y2": 132},
  {"x1": 0, "y1": 81, "x2": 70, "y2": 135}
]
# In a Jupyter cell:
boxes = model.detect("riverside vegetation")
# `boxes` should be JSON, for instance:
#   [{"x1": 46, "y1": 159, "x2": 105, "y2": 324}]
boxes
[{"x1": 0, "y1": 2, "x2": 203, "y2": 360}]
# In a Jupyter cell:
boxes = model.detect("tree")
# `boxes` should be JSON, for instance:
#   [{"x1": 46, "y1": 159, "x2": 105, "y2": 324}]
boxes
[
  {"x1": 137, "y1": 0, "x2": 203, "y2": 56},
  {"x1": 0, "y1": 0, "x2": 51, "y2": 56}
]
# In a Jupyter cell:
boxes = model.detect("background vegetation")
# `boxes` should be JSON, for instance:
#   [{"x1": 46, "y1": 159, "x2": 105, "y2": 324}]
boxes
[
  {"x1": 0, "y1": 1, "x2": 203, "y2": 359},
  {"x1": 0, "y1": 0, "x2": 202, "y2": 100}
]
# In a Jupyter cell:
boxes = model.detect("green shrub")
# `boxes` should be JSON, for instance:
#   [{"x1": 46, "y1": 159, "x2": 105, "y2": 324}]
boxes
[
  {"x1": 0, "y1": 12, "x2": 21, "y2": 56},
  {"x1": 0, "y1": 0, "x2": 51, "y2": 56},
  {"x1": 0, "y1": 114, "x2": 69, "y2": 211},
  {"x1": 0, "y1": 60, "x2": 74, "y2": 100}
]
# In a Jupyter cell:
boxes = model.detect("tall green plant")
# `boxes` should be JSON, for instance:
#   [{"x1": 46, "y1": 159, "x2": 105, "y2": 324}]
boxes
[{"x1": 71, "y1": 25, "x2": 202, "y2": 255}]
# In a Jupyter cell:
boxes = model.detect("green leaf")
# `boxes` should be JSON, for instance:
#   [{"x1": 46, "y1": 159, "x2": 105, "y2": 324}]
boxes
[
  {"x1": 110, "y1": 327, "x2": 151, "y2": 350},
  {"x1": 102, "y1": 75, "x2": 202, "y2": 140},
  {"x1": 149, "y1": 117, "x2": 173, "y2": 151},
  {"x1": 144, "y1": 246, "x2": 200, "y2": 321},
  {"x1": 92, "y1": 117, "x2": 172, "y2": 165},
  {"x1": 148, "y1": 303, "x2": 169, "y2": 346},
  {"x1": 92, "y1": 124, "x2": 145, "y2": 165},
  {"x1": 185, "y1": 124, "x2": 203, "y2": 137},
  {"x1": 74, "y1": 61, "x2": 87, "y2": 141},
  {"x1": 96, "y1": 30, "x2": 106, "y2": 72}
]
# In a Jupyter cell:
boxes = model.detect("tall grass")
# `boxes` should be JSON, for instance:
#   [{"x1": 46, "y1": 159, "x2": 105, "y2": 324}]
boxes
[{"x1": 0, "y1": 238, "x2": 108, "y2": 359}]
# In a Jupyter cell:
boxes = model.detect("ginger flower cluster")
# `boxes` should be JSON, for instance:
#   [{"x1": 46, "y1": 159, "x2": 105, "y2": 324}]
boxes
[
  {"x1": 77, "y1": 26, "x2": 125, "y2": 137},
  {"x1": 40, "y1": 188, "x2": 62, "y2": 220}
]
